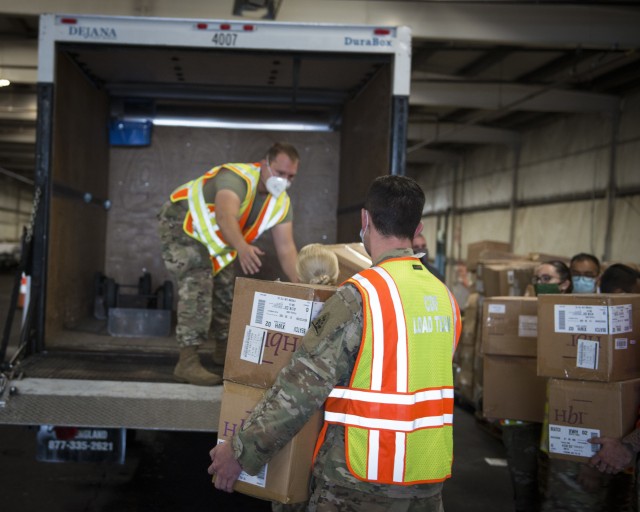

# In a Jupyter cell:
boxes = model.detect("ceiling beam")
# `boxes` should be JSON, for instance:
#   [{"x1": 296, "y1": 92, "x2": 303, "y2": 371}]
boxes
[
  {"x1": 411, "y1": 81, "x2": 620, "y2": 113},
  {"x1": 406, "y1": 148, "x2": 460, "y2": 164},
  {"x1": 408, "y1": 122, "x2": 520, "y2": 146}
]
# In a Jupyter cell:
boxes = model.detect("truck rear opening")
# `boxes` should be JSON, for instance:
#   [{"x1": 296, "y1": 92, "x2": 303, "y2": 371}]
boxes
[{"x1": 0, "y1": 14, "x2": 411, "y2": 432}]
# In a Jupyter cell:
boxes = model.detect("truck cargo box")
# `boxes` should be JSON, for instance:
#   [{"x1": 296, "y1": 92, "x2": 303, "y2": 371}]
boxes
[{"x1": 0, "y1": 14, "x2": 411, "y2": 432}]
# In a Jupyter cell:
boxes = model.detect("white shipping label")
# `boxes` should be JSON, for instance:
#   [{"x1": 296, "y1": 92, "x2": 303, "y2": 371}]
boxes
[
  {"x1": 518, "y1": 315, "x2": 538, "y2": 338},
  {"x1": 488, "y1": 304, "x2": 506, "y2": 314},
  {"x1": 217, "y1": 440, "x2": 267, "y2": 487},
  {"x1": 615, "y1": 338, "x2": 628, "y2": 350},
  {"x1": 310, "y1": 301, "x2": 325, "y2": 322},
  {"x1": 549, "y1": 424, "x2": 600, "y2": 458},
  {"x1": 554, "y1": 305, "x2": 609, "y2": 335},
  {"x1": 609, "y1": 304, "x2": 633, "y2": 334},
  {"x1": 240, "y1": 326, "x2": 267, "y2": 364},
  {"x1": 576, "y1": 339, "x2": 599, "y2": 370},
  {"x1": 250, "y1": 292, "x2": 314, "y2": 336}
]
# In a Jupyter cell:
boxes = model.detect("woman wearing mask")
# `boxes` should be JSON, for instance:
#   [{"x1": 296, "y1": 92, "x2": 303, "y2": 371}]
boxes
[
  {"x1": 502, "y1": 260, "x2": 571, "y2": 511},
  {"x1": 531, "y1": 260, "x2": 572, "y2": 295}
]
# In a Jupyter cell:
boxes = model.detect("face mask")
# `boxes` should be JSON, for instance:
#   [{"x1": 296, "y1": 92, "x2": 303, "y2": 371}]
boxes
[
  {"x1": 359, "y1": 211, "x2": 369, "y2": 244},
  {"x1": 265, "y1": 160, "x2": 290, "y2": 198},
  {"x1": 535, "y1": 283, "x2": 561, "y2": 295},
  {"x1": 572, "y1": 275, "x2": 597, "y2": 293}
]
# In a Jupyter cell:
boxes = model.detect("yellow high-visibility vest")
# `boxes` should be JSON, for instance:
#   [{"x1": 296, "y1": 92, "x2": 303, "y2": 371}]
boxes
[
  {"x1": 321, "y1": 256, "x2": 461, "y2": 485},
  {"x1": 170, "y1": 163, "x2": 290, "y2": 274}
]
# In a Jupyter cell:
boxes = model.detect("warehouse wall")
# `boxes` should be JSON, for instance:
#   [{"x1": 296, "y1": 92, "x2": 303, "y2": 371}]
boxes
[
  {"x1": 0, "y1": 178, "x2": 31, "y2": 243},
  {"x1": 415, "y1": 89, "x2": 640, "y2": 273}
]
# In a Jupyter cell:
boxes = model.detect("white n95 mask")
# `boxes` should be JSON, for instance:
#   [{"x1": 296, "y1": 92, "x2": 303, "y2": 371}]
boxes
[
  {"x1": 265, "y1": 161, "x2": 290, "y2": 198},
  {"x1": 266, "y1": 176, "x2": 289, "y2": 198}
]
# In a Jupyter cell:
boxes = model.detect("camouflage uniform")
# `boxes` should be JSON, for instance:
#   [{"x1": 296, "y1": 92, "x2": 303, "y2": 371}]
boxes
[
  {"x1": 157, "y1": 200, "x2": 235, "y2": 349},
  {"x1": 232, "y1": 248, "x2": 450, "y2": 511},
  {"x1": 501, "y1": 421, "x2": 542, "y2": 512},
  {"x1": 541, "y1": 457, "x2": 634, "y2": 512}
]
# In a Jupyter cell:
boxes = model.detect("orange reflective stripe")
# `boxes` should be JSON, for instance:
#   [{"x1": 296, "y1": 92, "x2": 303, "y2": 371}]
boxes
[
  {"x1": 325, "y1": 394, "x2": 454, "y2": 423},
  {"x1": 170, "y1": 187, "x2": 189, "y2": 201},
  {"x1": 378, "y1": 429, "x2": 397, "y2": 483},
  {"x1": 243, "y1": 197, "x2": 272, "y2": 242},
  {"x1": 237, "y1": 202, "x2": 252, "y2": 231},
  {"x1": 184, "y1": 213, "x2": 194, "y2": 234},
  {"x1": 357, "y1": 268, "x2": 401, "y2": 393}
]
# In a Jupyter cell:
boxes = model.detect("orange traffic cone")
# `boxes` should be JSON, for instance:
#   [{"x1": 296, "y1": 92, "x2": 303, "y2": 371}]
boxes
[{"x1": 18, "y1": 273, "x2": 28, "y2": 309}]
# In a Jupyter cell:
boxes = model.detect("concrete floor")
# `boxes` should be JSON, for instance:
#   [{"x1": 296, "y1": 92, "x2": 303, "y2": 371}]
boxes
[{"x1": 0, "y1": 268, "x2": 516, "y2": 511}]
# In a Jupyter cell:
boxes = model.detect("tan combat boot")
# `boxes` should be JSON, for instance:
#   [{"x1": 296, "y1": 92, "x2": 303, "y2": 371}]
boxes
[{"x1": 174, "y1": 346, "x2": 222, "y2": 386}]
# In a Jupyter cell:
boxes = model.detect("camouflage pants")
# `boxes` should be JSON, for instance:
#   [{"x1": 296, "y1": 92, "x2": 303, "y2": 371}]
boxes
[
  {"x1": 157, "y1": 201, "x2": 235, "y2": 348},
  {"x1": 306, "y1": 479, "x2": 444, "y2": 512},
  {"x1": 502, "y1": 422, "x2": 542, "y2": 512},
  {"x1": 541, "y1": 455, "x2": 635, "y2": 512}
]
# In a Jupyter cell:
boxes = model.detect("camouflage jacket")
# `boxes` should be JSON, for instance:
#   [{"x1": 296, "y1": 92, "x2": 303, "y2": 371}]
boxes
[{"x1": 233, "y1": 248, "x2": 444, "y2": 498}]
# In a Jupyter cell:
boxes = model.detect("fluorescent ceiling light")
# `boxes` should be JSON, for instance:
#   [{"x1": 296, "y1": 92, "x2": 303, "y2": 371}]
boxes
[
  {"x1": 143, "y1": 116, "x2": 331, "y2": 132},
  {"x1": 0, "y1": 79, "x2": 11, "y2": 87}
]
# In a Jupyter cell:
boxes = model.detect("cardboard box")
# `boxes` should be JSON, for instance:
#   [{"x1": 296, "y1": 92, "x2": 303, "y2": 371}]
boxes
[
  {"x1": 547, "y1": 377, "x2": 640, "y2": 462},
  {"x1": 528, "y1": 252, "x2": 570, "y2": 265},
  {"x1": 466, "y1": 240, "x2": 511, "y2": 271},
  {"x1": 460, "y1": 293, "x2": 481, "y2": 347},
  {"x1": 482, "y1": 355, "x2": 547, "y2": 423},
  {"x1": 537, "y1": 294, "x2": 640, "y2": 382},
  {"x1": 217, "y1": 381, "x2": 323, "y2": 503},
  {"x1": 224, "y1": 278, "x2": 336, "y2": 388},
  {"x1": 324, "y1": 243, "x2": 371, "y2": 283},
  {"x1": 482, "y1": 297, "x2": 538, "y2": 357},
  {"x1": 476, "y1": 261, "x2": 537, "y2": 297}
]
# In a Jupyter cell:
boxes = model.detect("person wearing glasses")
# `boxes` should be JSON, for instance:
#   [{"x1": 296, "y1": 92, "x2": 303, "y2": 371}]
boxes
[
  {"x1": 531, "y1": 260, "x2": 572, "y2": 295},
  {"x1": 157, "y1": 142, "x2": 300, "y2": 386},
  {"x1": 536, "y1": 259, "x2": 634, "y2": 511},
  {"x1": 569, "y1": 253, "x2": 601, "y2": 294}
]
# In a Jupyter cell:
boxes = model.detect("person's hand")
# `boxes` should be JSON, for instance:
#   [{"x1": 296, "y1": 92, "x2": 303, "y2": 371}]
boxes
[
  {"x1": 588, "y1": 436, "x2": 634, "y2": 474},
  {"x1": 237, "y1": 244, "x2": 265, "y2": 275},
  {"x1": 208, "y1": 442, "x2": 242, "y2": 493}
]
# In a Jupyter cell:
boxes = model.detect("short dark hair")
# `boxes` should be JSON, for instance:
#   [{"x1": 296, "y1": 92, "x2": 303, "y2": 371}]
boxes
[
  {"x1": 570, "y1": 253, "x2": 601, "y2": 273},
  {"x1": 364, "y1": 175, "x2": 425, "y2": 240},
  {"x1": 600, "y1": 264, "x2": 640, "y2": 293},
  {"x1": 266, "y1": 142, "x2": 299, "y2": 164}
]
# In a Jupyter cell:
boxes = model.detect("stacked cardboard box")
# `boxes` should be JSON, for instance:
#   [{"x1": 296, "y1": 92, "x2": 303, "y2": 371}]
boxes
[
  {"x1": 475, "y1": 260, "x2": 538, "y2": 298},
  {"x1": 537, "y1": 293, "x2": 640, "y2": 462},
  {"x1": 453, "y1": 293, "x2": 480, "y2": 405},
  {"x1": 481, "y1": 297, "x2": 547, "y2": 423},
  {"x1": 217, "y1": 278, "x2": 336, "y2": 503},
  {"x1": 323, "y1": 243, "x2": 371, "y2": 283},
  {"x1": 217, "y1": 381, "x2": 323, "y2": 503},
  {"x1": 466, "y1": 240, "x2": 512, "y2": 271}
]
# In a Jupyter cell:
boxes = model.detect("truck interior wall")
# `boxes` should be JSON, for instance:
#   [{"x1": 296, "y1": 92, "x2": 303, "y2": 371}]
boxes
[
  {"x1": 415, "y1": 89, "x2": 640, "y2": 269},
  {"x1": 0, "y1": 178, "x2": 31, "y2": 241},
  {"x1": 106, "y1": 129, "x2": 340, "y2": 289},
  {"x1": 337, "y1": 66, "x2": 392, "y2": 243},
  {"x1": 46, "y1": 52, "x2": 109, "y2": 336}
]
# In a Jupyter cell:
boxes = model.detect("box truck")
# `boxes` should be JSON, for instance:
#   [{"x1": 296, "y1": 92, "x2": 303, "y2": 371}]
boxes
[{"x1": 0, "y1": 13, "x2": 412, "y2": 443}]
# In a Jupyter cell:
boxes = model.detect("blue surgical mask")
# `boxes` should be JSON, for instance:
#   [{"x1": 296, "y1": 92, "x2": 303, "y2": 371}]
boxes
[{"x1": 572, "y1": 275, "x2": 597, "y2": 294}]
